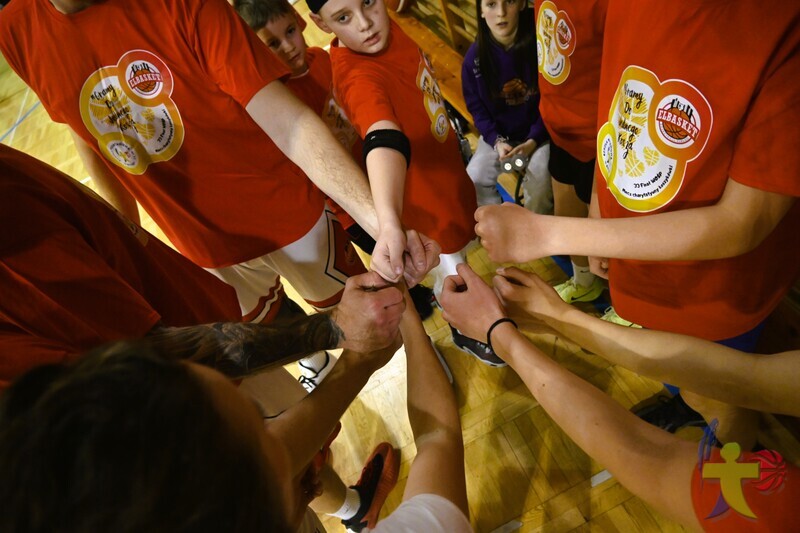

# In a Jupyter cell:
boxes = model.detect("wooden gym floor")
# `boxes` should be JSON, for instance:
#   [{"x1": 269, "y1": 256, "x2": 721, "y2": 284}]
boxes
[{"x1": 4, "y1": 9, "x2": 795, "y2": 530}]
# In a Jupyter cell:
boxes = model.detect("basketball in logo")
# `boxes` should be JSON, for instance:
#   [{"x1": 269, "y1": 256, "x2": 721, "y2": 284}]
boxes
[
  {"x1": 655, "y1": 96, "x2": 700, "y2": 147},
  {"x1": 661, "y1": 107, "x2": 692, "y2": 141},
  {"x1": 751, "y1": 449, "x2": 788, "y2": 492},
  {"x1": 127, "y1": 61, "x2": 163, "y2": 98}
]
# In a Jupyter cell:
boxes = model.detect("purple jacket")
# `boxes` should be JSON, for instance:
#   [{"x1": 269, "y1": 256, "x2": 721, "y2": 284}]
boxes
[{"x1": 461, "y1": 40, "x2": 546, "y2": 147}]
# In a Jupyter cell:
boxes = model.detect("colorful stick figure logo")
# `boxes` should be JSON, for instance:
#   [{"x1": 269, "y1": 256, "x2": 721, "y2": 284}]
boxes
[{"x1": 698, "y1": 420, "x2": 788, "y2": 521}]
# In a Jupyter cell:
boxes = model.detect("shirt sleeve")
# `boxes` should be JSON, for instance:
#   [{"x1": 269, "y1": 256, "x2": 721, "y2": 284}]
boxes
[
  {"x1": 0, "y1": 231, "x2": 162, "y2": 359},
  {"x1": 729, "y1": 29, "x2": 800, "y2": 197},
  {"x1": 461, "y1": 52, "x2": 500, "y2": 146},
  {"x1": 336, "y1": 64, "x2": 399, "y2": 138},
  {"x1": 191, "y1": 0, "x2": 290, "y2": 108}
]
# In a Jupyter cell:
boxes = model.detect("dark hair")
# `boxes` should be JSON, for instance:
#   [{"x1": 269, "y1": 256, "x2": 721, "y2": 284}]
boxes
[
  {"x1": 475, "y1": 0, "x2": 536, "y2": 99},
  {"x1": 0, "y1": 342, "x2": 292, "y2": 533},
  {"x1": 235, "y1": 0, "x2": 294, "y2": 30}
]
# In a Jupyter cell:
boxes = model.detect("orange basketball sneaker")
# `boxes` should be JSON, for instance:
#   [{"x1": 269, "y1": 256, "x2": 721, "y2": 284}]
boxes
[{"x1": 342, "y1": 442, "x2": 400, "y2": 532}]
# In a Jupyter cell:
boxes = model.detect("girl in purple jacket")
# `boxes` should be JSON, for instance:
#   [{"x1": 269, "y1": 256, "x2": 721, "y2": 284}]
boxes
[{"x1": 461, "y1": 0, "x2": 552, "y2": 211}]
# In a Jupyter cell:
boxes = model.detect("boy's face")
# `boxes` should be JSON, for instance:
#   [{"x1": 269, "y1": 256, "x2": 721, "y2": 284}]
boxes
[
  {"x1": 311, "y1": 0, "x2": 391, "y2": 55},
  {"x1": 257, "y1": 12, "x2": 308, "y2": 76}
]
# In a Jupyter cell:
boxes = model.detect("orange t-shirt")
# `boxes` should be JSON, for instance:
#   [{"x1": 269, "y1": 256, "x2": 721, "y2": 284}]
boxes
[
  {"x1": 594, "y1": 0, "x2": 800, "y2": 340},
  {"x1": 286, "y1": 47, "x2": 360, "y2": 229},
  {"x1": 691, "y1": 448, "x2": 798, "y2": 532},
  {"x1": 535, "y1": 0, "x2": 607, "y2": 162},
  {"x1": 330, "y1": 21, "x2": 477, "y2": 254},
  {"x1": 0, "y1": 0, "x2": 327, "y2": 268},
  {"x1": 0, "y1": 145, "x2": 240, "y2": 387}
]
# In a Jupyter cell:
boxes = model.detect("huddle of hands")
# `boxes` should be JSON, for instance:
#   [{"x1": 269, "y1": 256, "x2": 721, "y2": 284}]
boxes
[{"x1": 334, "y1": 204, "x2": 574, "y2": 366}]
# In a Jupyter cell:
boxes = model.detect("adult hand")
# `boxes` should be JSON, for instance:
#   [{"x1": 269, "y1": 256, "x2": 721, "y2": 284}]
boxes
[
  {"x1": 475, "y1": 203, "x2": 549, "y2": 263},
  {"x1": 402, "y1": 229, "x2": 441, "y2": 287},
  {"x1": 495, "y1": 141, "x2": 513, "y2": 159},
  {"x1": 492, "y1": 267, "x2": 570, "y2": 321},
  {"x1": 504, "y1": 139, "x2": 537, "y2": 160},
  {"x1": 371, "y1": 223, "x2": 407, "y2": 283},
  {"x1": 589, "y1": 256, "x2": 610, "y2": 279},
  {"x1": 331, "y1": 272, "x2": 405, "y2": 353},
  {"x1": 439, "y1": 263, "x2": 506, "y2": 343}
]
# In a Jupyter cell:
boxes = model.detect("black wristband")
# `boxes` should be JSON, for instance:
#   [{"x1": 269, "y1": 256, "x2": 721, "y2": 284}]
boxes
[{"x1": 486, "y1": 318, "x2": 518, "y2": 352}]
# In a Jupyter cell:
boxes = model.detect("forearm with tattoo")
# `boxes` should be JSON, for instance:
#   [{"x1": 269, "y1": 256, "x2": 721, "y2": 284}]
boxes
[{"x1": 143, "y1": 313, "x2": 345, "y2": 378}]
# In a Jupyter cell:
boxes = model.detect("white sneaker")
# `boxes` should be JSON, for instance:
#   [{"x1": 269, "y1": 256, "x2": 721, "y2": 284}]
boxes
[{"x1": 298, "y1": 352, "x2": 337, "y2": 392}]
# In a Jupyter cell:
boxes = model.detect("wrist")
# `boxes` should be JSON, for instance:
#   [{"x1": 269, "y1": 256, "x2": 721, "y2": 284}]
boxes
[
  {"x1": 486, "y1": 317, "x2": 516, "y2": 351},
  {"x1": 534, "y1": 213, "x2": 560, "y2": 257},
  {"x1": 377, "y1": 215, "x2": 402, "y2": 233},
  {"x1": 489, "y1": 324, "x2": 522, "y2": 363}
]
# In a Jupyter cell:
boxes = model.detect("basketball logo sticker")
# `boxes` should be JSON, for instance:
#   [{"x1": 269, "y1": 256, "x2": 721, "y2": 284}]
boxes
[
  {"x1": 416, "y1": 52, "x2": 449, "y2": 143},
  {"x1": 597, "y1": 66, "x2": 712, "y2": 212},
  {"x1": 536, "y1": 1, "x2": 576, "y2": 85},
  {"x1": 125, "y1": 60, "x2": 164, "y2": 99},
  {"x1": 79, "y1": 50, "x2": 184, "y2": 175}
]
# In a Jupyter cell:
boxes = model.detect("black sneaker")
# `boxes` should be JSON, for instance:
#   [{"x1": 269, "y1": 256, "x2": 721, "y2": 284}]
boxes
[
  {"x1": 450, "y1": 326, "x2": 507, "y2": 367},
  {"x1": 634, "y1": 393, "x2": 706, "y2": 433},
  {"x1": 341, "y1": 442, "x2": 399, "y2": 532},
  {"x1": 408, "y1": 284, "x2": 435, "y2": 321}
]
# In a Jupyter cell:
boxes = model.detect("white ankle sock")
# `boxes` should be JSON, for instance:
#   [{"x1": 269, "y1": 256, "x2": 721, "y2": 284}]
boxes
[
  {"x1": 299, "y1": 351, "x2": 328, "y2": 373},
  {"x1": 329, "y1": 488, "x2": 361, "y2": 519},
  {"x1": 572, "y1": 263, "x2": 595, "y2": 287}
]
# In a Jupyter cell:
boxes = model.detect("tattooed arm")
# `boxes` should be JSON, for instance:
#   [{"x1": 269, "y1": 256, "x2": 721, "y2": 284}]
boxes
[
  {"x1": 143, "y1": 271, "x2": 405, "y2": 379},
  {"x1": 144, "y1": 312, "x2": 344, "y2": 378}
]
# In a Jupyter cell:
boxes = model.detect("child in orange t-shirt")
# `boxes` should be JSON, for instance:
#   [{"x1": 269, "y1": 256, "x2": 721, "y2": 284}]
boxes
[
  {"x1": 309, "y1": 0, "x2": 506, "y2": 366},
  {"x1": 235, "y1": 0, "x2": 438, "y2": 320}
]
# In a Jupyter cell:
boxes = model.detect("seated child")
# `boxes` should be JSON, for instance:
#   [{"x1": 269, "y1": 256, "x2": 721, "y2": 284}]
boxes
[
  {"x1": 462, "y1": 0, "x2": 552, "y2": 214},
  {"x1": 309, "y1": 0, "x2": 505, "y2": 365}
]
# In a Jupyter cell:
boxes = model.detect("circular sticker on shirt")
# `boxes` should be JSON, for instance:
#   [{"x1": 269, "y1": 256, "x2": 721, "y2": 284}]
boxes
[
  {"x1": 416, "y1": 52, "x2": 449, "y2": 143},
  {"x1": 125, "y1": 59, "x2": 165, "y2": 99},
  {"x1": 537, "y1": 1, "x2": 576, "y2": 85},
  {"x1": 597, "y1": 66, "x2": 712, "y2": 212},
  {"x1": 79, "y1": 50, "x2": 184, "y2": 175}
]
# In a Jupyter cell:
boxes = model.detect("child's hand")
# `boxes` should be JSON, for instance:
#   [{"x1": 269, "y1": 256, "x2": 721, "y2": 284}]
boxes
[
  {"x1": 475, "y1": 203, "x2": 550, "y2": 263},
  {"x1": 402, "y1": 229, "x2": 441, "y2": 287},
  {"x1": 505, "y1": 139, "x2": 537, "y2": 160},
  {"x1": 372, "y1": 224, "x2": 407, "y2": 283},
  {"x1": 495, "y1": 141, "x2": 514, "y2": 158}
]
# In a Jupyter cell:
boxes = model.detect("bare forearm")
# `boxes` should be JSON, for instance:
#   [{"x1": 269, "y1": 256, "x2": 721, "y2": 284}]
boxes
[
  {"x1": 401, "y1": 307, "x2": 460, "y2": 441},
  {"x1": 493, "y1": 326, "x2": 699, "y2": 528},
  {"x1": 542, "y1": 179, "x2": 794, "y2": 261},
  {"x1": 366, "y1": 148, "x2": 406, "y2": 230},
  {"x1": 268, "y1": 353, "x2": 376, "y2": 471},
  {"x1": 144, "y1": 313, "x2": 344, "y2": 378},
  {"x1": 400, "y1": 301, "x2": 468, "y2": 514},
  {"x1": 542, "y1": 307, "x2": 800, "y2": 416},
  {"x1": 365, "y1": 120, "x2": 407, "y2": 230},
  {"x1": 246, "y1": 83, "x2": 379, "y2": 237}
]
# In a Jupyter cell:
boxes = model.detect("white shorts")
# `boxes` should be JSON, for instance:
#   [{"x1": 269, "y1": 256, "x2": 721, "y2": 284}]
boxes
[{"x1": 207, "y1": 207, "x2": 366, "y2": 322}]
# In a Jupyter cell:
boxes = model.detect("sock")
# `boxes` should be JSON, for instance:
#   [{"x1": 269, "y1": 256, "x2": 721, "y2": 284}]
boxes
[
  {"x1": 299, "y1": 351, "x2": 328, "y2": 374},
  {"x1": 329, "y1": 487, "x2": 361, "y2": 520},
  {"x1": 572, "y1": 262, "x2": 595, "y2": 287}
]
